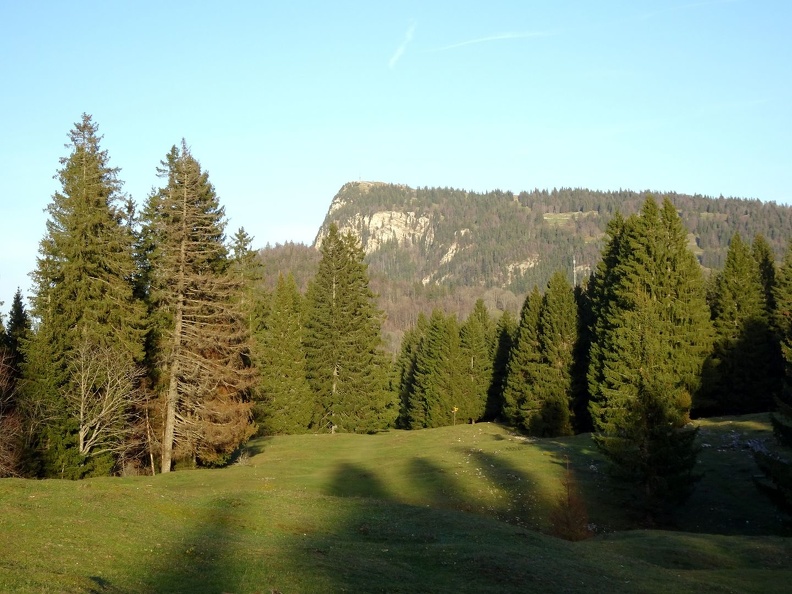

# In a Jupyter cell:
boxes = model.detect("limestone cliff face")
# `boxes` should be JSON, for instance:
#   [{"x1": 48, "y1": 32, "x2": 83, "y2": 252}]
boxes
[
  {"x1": 314, "y1": 209, "x2": 434, "y2": 254},
  {"x1": 312, "y1": 181, "x2": 599, "y2": 292}
]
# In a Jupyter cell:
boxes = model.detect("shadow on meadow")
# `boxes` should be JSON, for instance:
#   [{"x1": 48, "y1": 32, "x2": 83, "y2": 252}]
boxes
[
  {"x1": 325, "y1": 461, "x2": 392, "y2": 499},
  {"x1": 467, "y1": 449, "x2": 557, "y2": 530},
  {"x1": 132, "y1": 495, "x2": 259, "y2": 594}
]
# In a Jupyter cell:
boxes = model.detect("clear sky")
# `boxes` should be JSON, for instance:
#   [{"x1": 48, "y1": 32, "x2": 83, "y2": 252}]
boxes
[{"x1": 1, "y1": 0, "x2": 790, "y2": 313}]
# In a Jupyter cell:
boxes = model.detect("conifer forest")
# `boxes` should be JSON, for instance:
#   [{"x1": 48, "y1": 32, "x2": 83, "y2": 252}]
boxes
[{"x1": 2, "y1": 114, "x2": 792, "y2": 527}]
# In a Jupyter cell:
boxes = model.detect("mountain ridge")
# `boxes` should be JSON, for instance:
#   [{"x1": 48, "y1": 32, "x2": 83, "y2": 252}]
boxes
[{"x1": 260, "y1": 181, "x2": 792, "y2": 350}]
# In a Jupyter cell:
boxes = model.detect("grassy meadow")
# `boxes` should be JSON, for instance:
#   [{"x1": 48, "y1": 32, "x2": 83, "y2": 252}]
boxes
[{"x1": 0, "y1": 414, "x2": 790, "y2": 592}]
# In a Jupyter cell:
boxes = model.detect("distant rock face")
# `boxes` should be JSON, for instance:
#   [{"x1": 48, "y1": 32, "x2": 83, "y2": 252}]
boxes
[
  {"x1": 312, "y1": 180, "x2": 792, "y2": 296},
  {"x1": 315, "y1": 210, "x2": 434, "y2": 254}
]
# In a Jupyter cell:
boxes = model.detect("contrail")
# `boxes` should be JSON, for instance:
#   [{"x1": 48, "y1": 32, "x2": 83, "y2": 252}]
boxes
[
  {"x1": 432, "y1": 30, "x2": 557, "y2": 52},
  {"x1": 389, "y1": 22, "x2": 416, "y2": 69}
]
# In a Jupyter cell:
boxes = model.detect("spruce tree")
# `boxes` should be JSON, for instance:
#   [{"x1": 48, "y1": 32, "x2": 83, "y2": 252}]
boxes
[
  {"x1": 255, "y1": 273, "x2": 313, "y2": 435},
  {"x1": 143, "y1": 142, "x2": 255, "y2": 470},
  {"x1": 486, "y1": 309, "x2": 517, "y2": 421},
  {"x1": 529, "y1": 271, "x2": 577, "y2": 436},
  {"x1": 701, "y1": 233, "x2": 776, "y2": 415},
  {"x1": 459, "y1": 299, "x2": 493, "y2": 422},
  {"x1": 753, "y1": 234, "x2": 776, "y2": 312},
  {"x1": 409, "y1": 309, "x2": 465, "y2": 428},
  {"x1": 755, "y1": 240, "x2": 792, "y2": 513},
  {"x1": 588, "y1": 197, "x2": 713, "y2": 514},
  {"x1": 5, "y1": 289, "x2": 30, "y2": 391},
  {"x1": 22, "y1": 115, "x2": 146, "y2": 477},
  {"x1": 303, "y1": 224, "x2": 395, "y2": 433},
  {"x1": 502, "y1": 287, "x2": 543, "y2": 428},
  {"x1": 394, "y1": 312, "x2": 428, "y2": 428}
]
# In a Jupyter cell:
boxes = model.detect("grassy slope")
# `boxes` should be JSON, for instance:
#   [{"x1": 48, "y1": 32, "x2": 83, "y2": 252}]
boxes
[{"x1": 0, "y1": 415, "x2": 790, "y2": 593}]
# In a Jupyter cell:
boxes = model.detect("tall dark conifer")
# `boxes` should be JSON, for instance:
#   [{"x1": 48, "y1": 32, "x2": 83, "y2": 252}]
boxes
[
  {"x1": 409, "y1": 310, "x2": 465, "y2": 428},
  {"x1": 255, "y1": 273, "x2": 313, "y2": 435},
  {"x1": 502, "y1": 288, "x2": 543, "y2": 427},
  {"x1": 755, "y1": 240, "x2": 792, "y2": 513},
  {"x1": 5, "y1": 290, "x2": 30, "y2": 390},
  {"x1": 394, "y1": 312, "x2": 428, "y2": 428},
  {"x1": 529, "y1": 271, "x2": 577, "y2": 436},
  {"x1": 486, "y1": 310, "x2": 517, "y2": 421},
  {"x1": 459, "y1": 299, "x2": 493, "y2": 422},
  {"x1": 701, "y1": 233, "x2": 776, "y2": 415},
  {"x1": 303, "y1": 224, "x2": 395, "y2": 433},
  {"x1": 22, "y1": 115, "x2": 145, "y2": 477},
  {"x1": 588, "y1": 197, "x2": 713, "y2": 514}
]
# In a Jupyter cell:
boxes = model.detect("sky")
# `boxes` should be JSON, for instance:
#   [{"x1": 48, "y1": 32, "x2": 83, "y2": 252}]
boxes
[{"x1": 1, "y1": 0, "x2": 791, "y2": 313}]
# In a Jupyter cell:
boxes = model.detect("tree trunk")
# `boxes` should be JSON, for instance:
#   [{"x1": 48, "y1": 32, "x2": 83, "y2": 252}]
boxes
[{"x1": 161, "y1": 187, "x2": 188, "y2": 473}]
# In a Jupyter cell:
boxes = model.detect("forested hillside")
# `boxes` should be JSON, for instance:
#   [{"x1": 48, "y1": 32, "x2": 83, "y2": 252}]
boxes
[
  {"x1": 259, "y1": 181, "x2": 792, "y2": 347},
  {"x1": 316, "y1": 182, "x2": 792, "y2": 289}
]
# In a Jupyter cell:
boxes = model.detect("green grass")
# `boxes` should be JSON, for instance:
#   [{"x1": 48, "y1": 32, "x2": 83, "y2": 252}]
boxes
[{"x1": 0, "y1": 416, "x2": 790, "y2": 592}]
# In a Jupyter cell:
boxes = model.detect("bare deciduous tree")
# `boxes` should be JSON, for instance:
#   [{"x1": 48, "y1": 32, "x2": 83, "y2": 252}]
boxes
[
  {"x1": 63, "y1": 339, "x2": 145, "y2": 461},
  {"x1": 0, "y1": 353, "x2": 23, "y2": 477}
]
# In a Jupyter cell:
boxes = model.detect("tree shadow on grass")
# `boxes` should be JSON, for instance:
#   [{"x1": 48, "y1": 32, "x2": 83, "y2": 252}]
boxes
[
  {"x1": 131, "y1": 495, "x2": 259, "y2": 594},
  {"x1": 324, "y1": 461, "x2": 392, "y2": 500},
  {"x1": 467, "y1": 449, "x2": 557, "y2": 531},
  {"x1": 406, "y1": 457, "x2": 477, "y2": 513}
]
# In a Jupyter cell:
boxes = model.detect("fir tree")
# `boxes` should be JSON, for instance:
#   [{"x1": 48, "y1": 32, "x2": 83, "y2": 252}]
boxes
[
  {"x1": 394, "y1": 312, "x2": 428, "y2": 428},
  {"x1": 303, "y1": 224, "x2": 395, "y2": 433},
  {"x1": 22, "y1": 115, "x2": 146, "y2": 478},
  {"x1": 143, "y1": 142, "x2": 255, "y2": 470},
  {"x1": 571, "y1": 284, "x2": 594, "y2": 433},
  {"x1": 701, "y1": 233, "x2": 776, "y2": 415},
  {"x1": 409, "y1": 310, "x2": 465, "y2": 428},
  {"x1": 255, "y1": 273, "x2": 313, "y2": 435},
  {"x1": 502, "y1": 287, "x2": 543, "y2": 427},
  {"x1": 5, "y1": 289, "x2": 30, "y2": 391},
  {"x1": 753, "y1": 234, "x2": 776, "y2": 312},
  {"x1": 459, "y1": 299, "x2": 493, "y2": 422},
  {"x1": 588, "y1": 197, "x2": 713, "y2": 515},
  {"x1": 486, "y1": 310, "x2": 517, "y2": 421},
  {"x1": 755, "y1": 239, "x2": 792, "y2": 514},
  {"x1": 529, "y1": 271, "x2": 577, "y2": 436}
]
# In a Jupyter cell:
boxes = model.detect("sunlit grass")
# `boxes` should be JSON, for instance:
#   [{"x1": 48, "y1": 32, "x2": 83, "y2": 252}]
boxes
[{"x1": 0, "y1": 415, "x2": 790, "y2": 592}]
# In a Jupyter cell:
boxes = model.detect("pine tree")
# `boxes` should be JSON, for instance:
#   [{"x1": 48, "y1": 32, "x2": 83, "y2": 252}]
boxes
[
  {"x1": 701, "y1": 233, "x2": 776, "y2": 415},
  {"x1": 571, "y1": 284, "x2": 594, "y2": 433},
  {"x1": 5, "y1": 289, "x2": 30, "y2": 391},
  {"x1": 459, "y1": 299, "x2": 493, "y2": 422},
  {"x1": 143, "y1": 142, "x2": 255, "y2": 470},
  {"x1": 255, "y1": 273, "x2": 313, "y2": 435},
  {"x1": 303, "y1": 224, "x2": 395, "y2": 433},
  {"x1": 588, "y1": 197, "x2": 713, "y2": 515},
  {"x1": 529, "y1": 271, "x2": 577, "y2": 436},
  {"x1": 502, "y1": 287, "x2": 543, "y2": 428},
  {"x1": 22, "y1": 115, "x2": 146, "y2": 477},
  {"x1": 485, "y1": 309, "x2": 517, "y2": 421},
  {"x1": 394, "y1": 312, "x2": 428, "y2": 428},
  {"x1": 753, "y1": 234, "x2": 776, "y2": 312},
  {"x1": 409, "y1": 309, "x2": 465, "y2": 428},
  {"x1": 755, "y1": 239, "x2": 792, "y2": 513}
]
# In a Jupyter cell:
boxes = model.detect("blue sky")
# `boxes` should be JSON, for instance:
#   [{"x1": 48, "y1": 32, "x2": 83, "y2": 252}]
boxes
[{"x1": 1, "y1": 0, "x2": 790, "y2": 312}]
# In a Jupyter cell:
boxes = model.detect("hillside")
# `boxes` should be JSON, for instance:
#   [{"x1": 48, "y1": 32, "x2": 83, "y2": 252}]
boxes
[
  {"x1": 0, "y1": 417, "x2": 789, "y2": 593},
  {"x1": 258, "y1": 182, "x2": 792, "y2": 348},
  {"x1": 316, "y1": 182, "x2": 792, "y2": 289}
]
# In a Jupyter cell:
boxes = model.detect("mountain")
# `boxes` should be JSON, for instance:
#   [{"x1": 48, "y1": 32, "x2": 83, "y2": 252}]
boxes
[{"x1": 260, "y1": 181, "x2": 792, "y2": 350}]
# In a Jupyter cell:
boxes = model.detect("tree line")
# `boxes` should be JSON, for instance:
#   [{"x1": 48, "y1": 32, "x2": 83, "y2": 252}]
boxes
[
  {"x1": 393, "y1": 198, "x2": 792, "y2": 515},
  {"x1": 0, "y1": 115, "x2": 393, "y2": 478},
  {"x1": 0, "y1": 115, "x2": 790, "y2": 518}
]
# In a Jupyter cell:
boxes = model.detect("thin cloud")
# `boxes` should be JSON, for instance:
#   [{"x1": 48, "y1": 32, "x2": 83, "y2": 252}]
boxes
[
  {"x1": 432, "y1": 30, "x2": 558, "y2": 52},
  {"x1": 389, "y1": 22, "x2": 416, "y2": 69}
]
